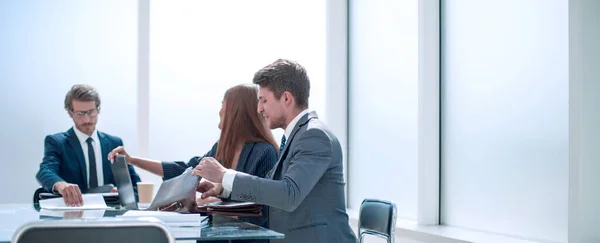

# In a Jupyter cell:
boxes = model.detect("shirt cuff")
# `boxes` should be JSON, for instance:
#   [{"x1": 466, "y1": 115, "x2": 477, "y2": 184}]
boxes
[
  {"x1": 51, "y1": 181, "x2": 62, "y2": 193},
  {"x1": 220, "y1": 169, "x2": 237, "y2": 198}
]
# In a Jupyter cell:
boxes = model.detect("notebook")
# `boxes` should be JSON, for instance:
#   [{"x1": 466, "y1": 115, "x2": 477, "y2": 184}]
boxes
[{"x1": 197, "y1": 201, "x2": 262, "y2": 217}]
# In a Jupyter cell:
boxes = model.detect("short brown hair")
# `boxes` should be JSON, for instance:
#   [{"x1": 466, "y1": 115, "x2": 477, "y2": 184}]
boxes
[
  {"x1": 64, "y1": 84, "x2": 101, "y2": 111},
  {"x1": 252, "y1": 59, "x2": 310, "y2": 109}
]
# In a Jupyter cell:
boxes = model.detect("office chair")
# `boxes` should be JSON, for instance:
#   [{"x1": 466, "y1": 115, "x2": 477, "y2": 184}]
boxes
[
  {"x1": 358, "y1": 199, "x2": 397, "y2": 243},
  {"x1": 12, "y1": 218, "x2": 175, "y2": 243},
  {"x1": 32, "y1": 187, "x2": 50, "y2": 204}
]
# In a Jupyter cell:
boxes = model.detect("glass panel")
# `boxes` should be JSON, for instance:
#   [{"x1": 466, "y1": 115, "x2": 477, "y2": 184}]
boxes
[
  {"x1": 441, "y1": 0, "x2": 568, "y2": 241},
  {"x1": 348, "y1": 0, "x2": 419, "y2": 220}
]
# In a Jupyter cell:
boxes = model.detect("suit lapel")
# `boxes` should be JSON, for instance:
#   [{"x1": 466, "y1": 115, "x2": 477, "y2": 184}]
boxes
[
  {"x1": 269, "y1": 111, "x2": 318, "y2": 180},
  {"x1": 66, "y1": 128, "x2": 88, "y2": 188},
  {"x1": 98, "y1": 132, "x2": 113, "y2": 183}
]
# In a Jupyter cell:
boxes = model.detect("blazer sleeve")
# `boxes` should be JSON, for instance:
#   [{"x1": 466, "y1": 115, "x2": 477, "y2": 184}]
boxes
[
  {"x1": 36, "y1": 135, "x2": 65, "y2": 192},
  {"x1": 162, "y1": 143, "x2": 218, "y2": 180},
  {"x1": 239, "y1": 145, "x2": 278, "y2": 228},
  {"x1": 230, "y1": 129, "x2": 332, "y2": 212}
]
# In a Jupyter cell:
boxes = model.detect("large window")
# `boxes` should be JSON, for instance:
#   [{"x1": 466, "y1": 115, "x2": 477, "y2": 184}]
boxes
[
  {"x1": 441, "y1": 0, "x2": 569, "y2": 241},
  {"x1": 0, "y1": 0, "x2": 327, "y2": 201},
  {"x1": 348, "y1": 0, "x2": 419, "y2": 220},
  {"x1": 0, "y1": 0, "x2": 138, "y2": 203},
  {"x1": 147, "y1": 0, "x2": 327, "y2": 182}
]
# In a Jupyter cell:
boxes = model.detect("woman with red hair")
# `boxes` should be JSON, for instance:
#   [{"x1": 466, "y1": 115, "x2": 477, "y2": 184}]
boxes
[{"x1": 109, "y1": 84, "x2": 278, "y2": 243}]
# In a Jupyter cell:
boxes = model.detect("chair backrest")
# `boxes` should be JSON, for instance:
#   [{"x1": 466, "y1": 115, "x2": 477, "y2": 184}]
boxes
[
  {"x1": 12, "y1": 218, "x2": 176, "y2": 243},
  {"x1": 32, "y1": 187, "x2": 50, "y2": 204},
  {"x1": 358, "y1": 198, "x2": 397, "y2": 243}
]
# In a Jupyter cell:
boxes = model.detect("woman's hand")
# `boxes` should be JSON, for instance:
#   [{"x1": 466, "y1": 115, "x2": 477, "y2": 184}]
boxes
[{"x1": 108, "y1": 146, "x2": 132, "y2": 163}]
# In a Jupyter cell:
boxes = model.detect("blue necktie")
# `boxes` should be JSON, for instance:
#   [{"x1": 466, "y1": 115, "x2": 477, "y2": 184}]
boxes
[
  {"x1": 86, "y1": 137, "x2": 98, "y2": 188},
  {"x1": 278, "y1": 135, "x2": 286, "y2": 160}
]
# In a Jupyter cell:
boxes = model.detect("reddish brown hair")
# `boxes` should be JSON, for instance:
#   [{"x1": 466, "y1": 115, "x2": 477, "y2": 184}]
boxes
[{"x1": 216, "y1": 84, "x2": 279, "y2": 169}]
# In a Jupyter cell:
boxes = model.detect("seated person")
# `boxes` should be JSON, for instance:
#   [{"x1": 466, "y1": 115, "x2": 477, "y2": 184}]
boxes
[
  {"x1": 195, "y1": 59, "x2": 357, "y2": 243},
  {"x1": 36, "y1": 84, "x2": 141, "y2": 206},
  {"x1": 109, "y1": 84, "x2": 278, "y2": 243}
]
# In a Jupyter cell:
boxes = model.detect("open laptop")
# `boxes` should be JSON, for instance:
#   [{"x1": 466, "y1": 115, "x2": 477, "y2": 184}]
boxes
[{"x1": 111, "y1": 155, "x2": 138, "y2": 210}]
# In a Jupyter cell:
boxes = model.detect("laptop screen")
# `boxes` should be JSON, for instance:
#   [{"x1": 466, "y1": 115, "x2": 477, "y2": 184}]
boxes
[{"x1": 111, "y1": 155, "x2": 138, "y2": 210}]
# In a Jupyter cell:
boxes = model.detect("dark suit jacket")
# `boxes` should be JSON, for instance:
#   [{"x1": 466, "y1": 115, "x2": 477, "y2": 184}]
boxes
[
  {"x1": 36, "y1": 128, "x2": 141, "y2": 196},
  {"x1": 162, "y1": 142, "x2": 277, "y2": 182},
  {"x1": 162, "y1": 142, "x2": 277, "y2": 243},
  {"x1": 231, "y1": 112, "x2": 357, "y2": 243}
]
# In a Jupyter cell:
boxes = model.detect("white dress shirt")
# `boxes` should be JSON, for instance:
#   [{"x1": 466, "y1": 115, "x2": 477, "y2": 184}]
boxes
[
  {"x1": 73, "y1": 126, "x2": 104, "y2": 188},
  {"x1": 220, "y1": 109, "x2": 310, "y2": 198}
]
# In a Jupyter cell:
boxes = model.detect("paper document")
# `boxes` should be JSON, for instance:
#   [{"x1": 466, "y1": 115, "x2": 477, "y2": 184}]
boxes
[
  {"x1": 39, "y1": 194, "x2": 110, "y2": 210},
  {"x1": 119, "y1": 210, "x2": 207, "y2": 227},
  {"x1": 168, "y1": 226, "x2": 202, "y2": 238},
  {"x1": 39, "y1": 209, "x2": 106, "y2": 219}
]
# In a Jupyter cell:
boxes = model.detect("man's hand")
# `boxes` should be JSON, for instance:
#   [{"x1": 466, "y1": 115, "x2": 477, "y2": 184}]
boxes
[
  {"x1": 195, "y1": 196, "x2": 221, "y2": 206},
  {"x1": 108, "y1": 146, "x2": 131, "y2": 163},
  {"x1": 110, "y1": 187, "x2": 118, "y2": 193},
  {"x1": 63, "y1": 211, "x2": 84, "y2": 219},
  {"x1": 54, "y1": 181, "x2": 83, "y2": 206},
  {"x1": 196, "y1": 180, "x2": 224, "y2": 199},
  {"x1": 192, "y1": 157, "x2": 226, "y2": 183}
]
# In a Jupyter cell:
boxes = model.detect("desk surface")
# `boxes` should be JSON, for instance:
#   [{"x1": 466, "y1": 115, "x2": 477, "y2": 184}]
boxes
[{"x1": 0, "y1": 204, "x2": 284, "y2": 242}]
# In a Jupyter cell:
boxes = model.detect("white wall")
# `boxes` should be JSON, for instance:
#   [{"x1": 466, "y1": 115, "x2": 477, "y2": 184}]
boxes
[
  {"x1": 325, "y1": 0, "x2": 349, "y2": 198},
  {"x1": 348, "y1": 0, "x2": 420, "y2": 220},
  {"x1": 569, "y1": 0, "x2": 600, "y2": 242},
  {"x1": 0, "y1": 1, "x2": 138, "y2": 203}
]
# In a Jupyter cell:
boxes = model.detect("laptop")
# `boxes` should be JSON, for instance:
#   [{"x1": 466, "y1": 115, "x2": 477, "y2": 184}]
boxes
[{"x1": 111, "y1": 155, "x2": 138, "y2": 210}]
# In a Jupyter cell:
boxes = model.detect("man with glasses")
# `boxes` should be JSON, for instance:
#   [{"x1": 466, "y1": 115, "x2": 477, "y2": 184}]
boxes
[{"x1": 36, "y1": 84, "x2": 140, "y2": 206}]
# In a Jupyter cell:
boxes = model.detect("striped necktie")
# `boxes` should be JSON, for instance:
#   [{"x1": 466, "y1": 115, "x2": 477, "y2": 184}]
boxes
[{"x1": 277, "y1": 135, "x2": 286, "y2": 160}]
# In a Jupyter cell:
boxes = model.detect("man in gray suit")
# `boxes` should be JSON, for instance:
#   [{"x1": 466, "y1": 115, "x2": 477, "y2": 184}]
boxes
[{"x1": 193, "y1": 59, "x2": 357, "y2": 243}]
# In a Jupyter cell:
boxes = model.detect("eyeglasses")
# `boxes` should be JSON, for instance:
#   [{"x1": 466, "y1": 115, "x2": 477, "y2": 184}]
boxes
[{"x1": 70, "y1": 108, "x2": 99, "y2": 118}]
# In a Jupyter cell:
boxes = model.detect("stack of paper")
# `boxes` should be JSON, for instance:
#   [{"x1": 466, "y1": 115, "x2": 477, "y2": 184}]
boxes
[
  {"x1": 118, "y1": 210, "x2": 207, "y2": 227},
  {"x1": 168, "y1": 226, "x2": 202, "y2": 238},
  {"x1": 39, "y1": 194, "x2": 110, "y2": 210},
  {"x1": 39, "y1": 209, "x2": 106, "y2": 219}
]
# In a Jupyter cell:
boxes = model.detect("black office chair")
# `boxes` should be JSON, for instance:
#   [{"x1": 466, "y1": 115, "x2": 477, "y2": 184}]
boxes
[
  {"x1": 12, "y1": 218, "x2": 176, "y2": 243},
  {"x1": 32, "y1": 187, "x2": 51, "y2": 204},
  {"x1": 358, "y1": 199, "x2": 397, "y2": 243}
]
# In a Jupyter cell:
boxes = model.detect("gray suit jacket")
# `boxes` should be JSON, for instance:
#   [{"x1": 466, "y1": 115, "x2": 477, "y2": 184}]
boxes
[{"x1": 231, "y1": 111, "x2": 357, "y2": 243}]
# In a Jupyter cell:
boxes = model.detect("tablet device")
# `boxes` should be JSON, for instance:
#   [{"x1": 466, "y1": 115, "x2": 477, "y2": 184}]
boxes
[{"x1": 111, "y1": 155, "x2": 138, "y2": 210}]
